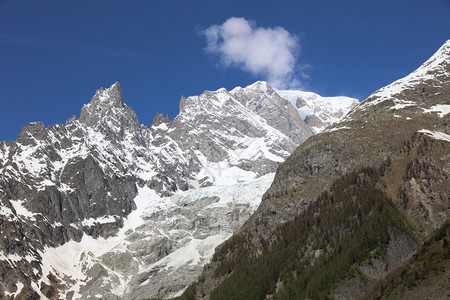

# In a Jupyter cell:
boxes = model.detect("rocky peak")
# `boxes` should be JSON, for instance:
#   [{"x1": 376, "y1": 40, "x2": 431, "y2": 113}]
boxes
[
  {"x1": 416, "y1": 39, "x2": 450, "y2": 78},
  {"x1": 79, "y1": 82, "x2": 142, "y2": 143},
  {"x1": 247, "y1": 81, "x2": 276, "y2": 94},
  {"x1": 179, "y1": 95, "x2": 187, "y2": 112},
  {"x1": 80, "y1": 83, "x2": 122, "y2": 124},
  {"x1": 230, "y1": 81, "x2": 313, "y2": 145},
  {"x1": 202, "y1": 88, "x2": 233, "y2": 103},
  {"x1": 177, "y1": 88, "x2": 238, "y2": 122},
  {"x1": 275, "y1": 89, "x2": 359, "y2": 133},
  {"x1": 96, "y1": 81, "x2": 124, "y2": 107},
  {"x1": 295, "y1": 96, "x2": 311, "y2": 109},
  {"x1": 152, "y1": 113, "x2": 171, "y2": 127},
  {"x1": 231, "y1": 81, "x2": 275, "y2": 107},
  {"x1": 230, "y1": 82, "x2": 359, "y2": 135},
  {"x1": 16, "y1": 122, "x2": 48, "y2": 146}
]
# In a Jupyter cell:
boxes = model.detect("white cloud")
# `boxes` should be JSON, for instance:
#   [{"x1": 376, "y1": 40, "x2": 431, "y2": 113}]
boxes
[{"x1": 202, "y1": 17, "x2": 303, "y2": 89}]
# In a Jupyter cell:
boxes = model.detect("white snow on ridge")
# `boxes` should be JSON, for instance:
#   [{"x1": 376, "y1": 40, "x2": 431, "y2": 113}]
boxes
[
  {"x1": 82, "y1": 215, "x2": 118, "y2": 227},
  {"x1": 230, "y1": 81, "x2": 270, "y2": 98},
  {"x1": 418, "y1": 129, "x2": 450, "y2": 142},
  {"x1": 276, "y1": 90, "x2": 357, "y2": 111},
  {"x1": 275, "y1": 88, "x2": 358, "y2": 133},
  {"x1": 0, "y1": 253, "x2": 34, "y2": 263},
  {"x1": 229, "y1": 81, "x2": 358, "y2": 134},
  {"x1": 358, "y1": 40, "x2": 450, "y2": 111},
  {"x1": 276, "y1": 90, "x2": 358, "y2": 113},
  {"x1": 324, "y1": 126, "x2": 351, "y2": 133},
  {"x1": 390, "y1": 100, "x2": 417, "y2": 110}
]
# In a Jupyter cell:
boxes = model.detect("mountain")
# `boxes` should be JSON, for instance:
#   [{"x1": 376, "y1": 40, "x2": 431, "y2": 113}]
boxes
[
  {"x1": 275, "y1": 88, "x2": 358, "y2": 133},
  {"x1": 231, "y1": 81, "x2": 358, "y2": 135},
  {"x1": 0, "y1": 81, "x2": 355, "y2": 299},
  {"x1": 230, "y1": 81, "x2": 314, "y2": 144},
  {"x1": 189, "y1": 41, "x2": 450, "y2": 299}
]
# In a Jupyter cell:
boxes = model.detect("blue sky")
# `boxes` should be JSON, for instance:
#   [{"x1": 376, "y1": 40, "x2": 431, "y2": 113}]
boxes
[{"x1": 0, "y1": 0, "x2": 449, "y2": 141}]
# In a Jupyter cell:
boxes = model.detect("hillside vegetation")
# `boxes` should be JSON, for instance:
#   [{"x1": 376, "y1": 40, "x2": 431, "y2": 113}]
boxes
[
  {"x1": 179, "y1": 165, "x2": 415, "y2": 299},
  {"x1": 362, "y1": 220, "x2": 450, "y2": 299}
]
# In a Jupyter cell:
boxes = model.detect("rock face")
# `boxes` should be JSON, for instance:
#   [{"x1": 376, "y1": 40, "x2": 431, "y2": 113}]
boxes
[
  {"x1": 0, "y1": 80, "x2": 355, "y2": 298},
  {"x1": 230, "y1": 81, "x2": 314, "y2": 145},
  {"x1": 193, "y1": 40, "x2": 450, "y2": 298}
]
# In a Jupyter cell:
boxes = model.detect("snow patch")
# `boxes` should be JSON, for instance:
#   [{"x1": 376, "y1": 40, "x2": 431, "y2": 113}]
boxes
[
  {"x1": 198, "y1": 160, "x2": 257, "y2": 186},
  {"x1": 418, "y1": 129, "x2": 450, "y2": 142},
  {"x1": 357, "y1": 41, "x2": 450, "y2": 112},
  {"x1": 82, "y1": 215, "x2": 118, "y2": 227},
  {"x1": 10, "y1": 282, "x2": 24, "y2": 297},
  {"x1": 0, "y1": 205, "x2": 14, "y2": 217},
  {"x1": 10, "y1": 200, "x2": 37, "y2": 220},
  {"x1": 153, "y1": 122, "x2": 168, "y2": 131},
  {"x1": 390, "y1": 100, "x2": 416, "y2": 110},
  {"x1": 163, "y1": 234, "x2": 228, "y2": 270},
  {"x1": 324, "y1": 126, "x2": 351, "y2": 133},
  {"x1": 422, "y1": 104, "x2": 450, "y2": 118}
]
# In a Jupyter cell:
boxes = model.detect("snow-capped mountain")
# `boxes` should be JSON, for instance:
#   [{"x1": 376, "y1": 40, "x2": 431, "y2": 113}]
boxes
[
  {"x1": 231, "y1": 81, "x2": 359, "y2": 135},
  {"x1": 258, "y1": 39, "x2": 450, "y2": 227},
  {"x1": 276, "y1": 89, "x2": 358, "y2": 133},
  {"x1": 230, "y1": 81, "x2": 314, "y2": 144},
  {"x1": 0, "y1": 80, "x2": 356, "y2": 299},
  {"x1": 190, "y1": 40, "x2": 450, "y2": 300}
]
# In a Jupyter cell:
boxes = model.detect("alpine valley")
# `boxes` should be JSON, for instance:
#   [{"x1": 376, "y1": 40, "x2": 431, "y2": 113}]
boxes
[
  {"x1": 1, "y1": 40, "x2": 449, "y2": 300},
  {"x1": 0, "y1": 75, "x2": 357, "y2": 298}
]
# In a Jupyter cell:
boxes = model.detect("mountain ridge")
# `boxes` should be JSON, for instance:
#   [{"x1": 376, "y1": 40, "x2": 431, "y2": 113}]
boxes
[{"x1": 0, "y1": 79, "x2": 357, "y2": 299}]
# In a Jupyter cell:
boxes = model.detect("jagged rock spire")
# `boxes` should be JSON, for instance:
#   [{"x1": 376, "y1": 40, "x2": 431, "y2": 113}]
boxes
[{"x1": 78, "y1": 82, "x2": 143, "y2": 143}]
